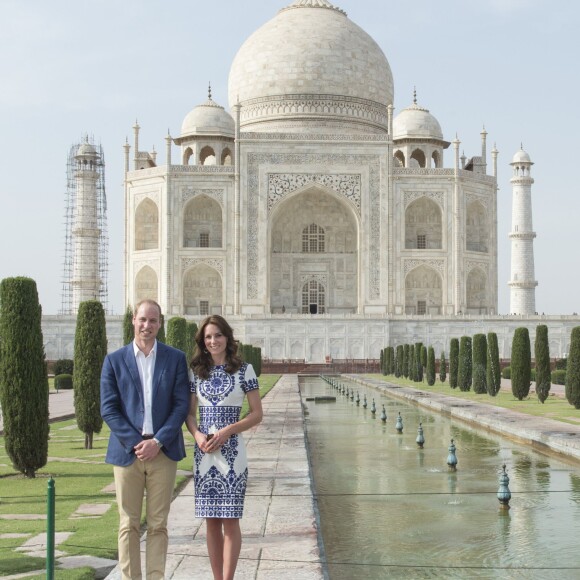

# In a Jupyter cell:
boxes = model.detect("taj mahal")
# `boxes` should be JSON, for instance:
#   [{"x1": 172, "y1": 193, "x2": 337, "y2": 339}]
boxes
[{"x1": 42, "y1": 0, "x2": 578, "y2": 362}]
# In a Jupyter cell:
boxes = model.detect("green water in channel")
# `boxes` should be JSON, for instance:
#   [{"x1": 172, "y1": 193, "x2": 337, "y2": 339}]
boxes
[{"x1": 301, "y1": 376, "x2": 580, "y2": 579}]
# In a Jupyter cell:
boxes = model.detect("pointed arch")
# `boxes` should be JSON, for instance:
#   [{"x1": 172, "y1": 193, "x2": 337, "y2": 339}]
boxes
[
  {"x1": 200, "y1": 146, "x2": 216, "y2": 166},
  {"x1": 432, "y1": 150, "x2": 441, "y2": 168},
  {"x1": 405, "y1": 265, "x2": 443, "y2": 315},
  {"x1": 135, "y1": 198, "x2": 159, "y2": 251},
  {"x1": 135, "y1": 266, "x2": 158, "y2": 304},
  {"x1": 183, "y1": 147, "x2": 194, "y2": 166},
  {"x1": 394, "y1": 150, "x2": 405, "y2": 167},
  {"x1": 410, "y1": 148, "x2": 426, "y2": 168},
  {"x1": 183, "y1": 195, "x2": 222, "y2": 248},
  {"x1": 466, "y1": 201, "x2": 489, "y2": 252},
  {"x1": 466, "y1": 267, "x2": 488, "y2": 314},
  {"x1": 183, "y1": 263, "x2": 222, "y2": 316},
  {"x1": 221, "y1": 147, "x2": 232, "y2": 166},
  {"x1": 302, "y1": 279, "x2": 326, "y2": 314},
  {"x1": 405, "y1": 197, "x2": 442, "y2": 249}
]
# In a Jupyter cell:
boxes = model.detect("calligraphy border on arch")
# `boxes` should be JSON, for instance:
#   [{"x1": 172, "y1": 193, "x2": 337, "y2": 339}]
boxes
[
  {"x1": 466, "y1": 260, "x2": 489, "y2": 276},
  {"x1": 134, "y1": 192, "x2": 160, "y2": 207},
  {"x1": 466, "y1": 192, "x2": 490, "y2": 212},
  {"x1": 403, "y1": 258, "x2": 446, "y2": 277},
  {"x1": 268, "y1": 173, "x2": 361, "y2": 213},
  {"x1": 247, "y1": 153, "x2": 381, "y2": 300},
  {"x1": 403, "y1": 191, "x2": 445, "y2": 209},
  {"x1": 134, "y1": 260, "x2": 159, "y2": 274},
  {"x1": 182, "y1": 258, "x2": 224, "y2": 277}
]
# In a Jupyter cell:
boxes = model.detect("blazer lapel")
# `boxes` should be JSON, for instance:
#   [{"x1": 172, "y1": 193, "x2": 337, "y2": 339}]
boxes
[
  {"x1": 123, "y1": 344, "x2": 143, "y2": 396},
  {"x1": 152, "y1": 343, "x2": 168, "y2": 400}
]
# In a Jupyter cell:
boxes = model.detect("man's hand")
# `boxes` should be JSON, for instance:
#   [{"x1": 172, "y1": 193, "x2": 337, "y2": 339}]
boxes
[{"x1": 134, "y1": 439, "x2": 161, "y2": 461}]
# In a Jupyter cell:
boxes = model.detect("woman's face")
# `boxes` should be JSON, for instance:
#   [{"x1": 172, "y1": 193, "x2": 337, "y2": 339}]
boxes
[{"x1": 204, "y1": 323, "x2": 228, "y2": 364}]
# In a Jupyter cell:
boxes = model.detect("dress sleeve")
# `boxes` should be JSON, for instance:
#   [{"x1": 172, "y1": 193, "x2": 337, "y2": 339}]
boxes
[
  {"x1": 241, "y1": 363, "x2": 259, "y2": 393},
  {"x1": 188, "y1": 368, "x2": 197, "y2": 395}
]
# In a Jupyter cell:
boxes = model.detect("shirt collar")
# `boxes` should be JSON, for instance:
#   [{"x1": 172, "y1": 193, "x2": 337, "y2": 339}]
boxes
[{"x1": 133, "y1": 339, "x2": 157, "y2": 358}]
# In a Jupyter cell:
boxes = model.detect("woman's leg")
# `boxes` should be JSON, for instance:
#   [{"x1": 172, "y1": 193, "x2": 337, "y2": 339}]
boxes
[
  {"x1": 205, "y1": 518, "x2": 225, "y2": 580},
  {"x1": 222, "y1": 518, "x2": 242, "y2": 580}
]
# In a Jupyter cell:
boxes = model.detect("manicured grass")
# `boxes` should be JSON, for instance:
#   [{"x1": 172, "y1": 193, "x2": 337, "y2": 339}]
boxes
[
  {"x1": 365, "y1": 374, "x2": 580, "y2": 426},
  {"x1": 0, "y1": 374, "x2": 280, "y2": 577}
]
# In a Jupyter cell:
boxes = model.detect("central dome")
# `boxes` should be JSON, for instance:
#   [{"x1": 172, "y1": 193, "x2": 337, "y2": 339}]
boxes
[{"x1": 228, "y1": 0, "x2": 394, "y2": 134}]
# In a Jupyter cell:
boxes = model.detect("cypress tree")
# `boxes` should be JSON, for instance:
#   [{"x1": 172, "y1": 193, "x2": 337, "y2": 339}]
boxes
[
  {"x1": 186, "y1": 321, "x2": 198, "y2": 359},
  {"x1": 403, "y1": 344, "x2": 410, "y2": 378},
  {"x1": 458, "y1": 336, "x2": 472, "y2": 392},
  {"x1": 426, "y1": 346, "x2": 436, "y2": 386},
  {"x1": 439, "y1": 351, "x2": 447, "y2": 383},
  {"x1": 254, "y1": 346, "x2": 262, "y2": 377},
  {"x1": 449, "y1": 338, "x2": 459, "y2": 389},
  {"x1": 395, "y1": 345, "x2": 403, "y2": 378},
  {"x1": 123, "y1": 305, "x2": 133, "y2": 345},
  {"x1": 389, "y1": 346, "x2": 396, "y2": 375},
  {"x1": 0, "y1": 277, "x2": 49, "y2": 477},
  {"x1": 535, "y1": 324, "x2": 551, "y2": 404},
  {"x1": 421, "y1": 345, "x2": 427, "y2": 375},
  {"x1": 472, "y1": 334, "x2": 488, "y2": 394},
  {"x1": 565, "y1": 326, "x2": 580, "y2": 409},
  {"x1": 166, "y1": 316, "x2": 187, "y2": 353},
  {"x1": 409, "y1": 345, "x2": 416, "y2": 381},
  {"x1": 414, "y1": 343, "x2": 423, "y2": 382},
  {"x1": 511, "y1": 327, "x2": 531, "y2": 401},
  {"x1": 157, "y1": 313, "x2": 165, "y2": 343},
  {"x1": 73, "y1": 300, "x2": 106, "y2": 450},
  {"x1": 380, "y1": 348, "x2": 385, "y2": 375},
  {"x1": 486, "y1": 332, "x2": 501, "y2": 396}
]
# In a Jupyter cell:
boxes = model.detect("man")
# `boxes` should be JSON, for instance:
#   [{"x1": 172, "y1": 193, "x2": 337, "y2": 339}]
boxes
[{"x1": 101, "y1": 299, "x2": 189, "y2": 579}]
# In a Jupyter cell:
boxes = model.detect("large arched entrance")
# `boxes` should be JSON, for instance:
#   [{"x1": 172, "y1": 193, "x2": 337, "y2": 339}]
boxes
[{"x1": 269, "y1": 187, "x2": 359, "y2": 314}]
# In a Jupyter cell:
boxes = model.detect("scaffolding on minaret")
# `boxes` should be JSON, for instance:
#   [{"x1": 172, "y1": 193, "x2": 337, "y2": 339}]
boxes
[{"x1": 60, "y1": 136, "x2": 109, "y2": 315}]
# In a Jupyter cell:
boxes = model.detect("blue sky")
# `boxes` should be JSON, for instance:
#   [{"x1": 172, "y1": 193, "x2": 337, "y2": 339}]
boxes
[{"x1": 0, "y1": 0, "x2": 577, "y2": 315}]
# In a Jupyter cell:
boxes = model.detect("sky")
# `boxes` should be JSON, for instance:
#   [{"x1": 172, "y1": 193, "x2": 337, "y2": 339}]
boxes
[{"x1": 0, "y1": 0, "x2": 578, "y2": 316}]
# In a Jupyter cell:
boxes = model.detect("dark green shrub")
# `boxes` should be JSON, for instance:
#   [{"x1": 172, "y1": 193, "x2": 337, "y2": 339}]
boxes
[
  {"x1": 421, "y1": 345, "x2": 427, "y2": 373},
  {"x1": 449, "y1": 338, "x2": 459, "y2": 389},
  {"x1": 534, "y1": 325, "x2": 551, "y2": 404},
  {"x1": 426, "y1": 347, "x2": 436, "y2": 386},
  {"x1": 566, "y1": 326, "x2": 580, "y2": 409},
  {"x1": 186, "y1": 321, "x2": 198, "y2": 359},
  {"x1": 439, "y1": 351, "x2": 447, "y2": 383},
  {"x1": 123, "y1": 305, "x2": 133, "y2": 345},
  {"x1": 55, "y1": 374, "x2": 73, "y2": 390},
  {"x1": 551, "y1": 369, "x2": 566, "y2": 385},
  {"x1": 415, "y1": 343, "x2": 423, "y2": 382},
  {"x1": 166, "y1": 316, "x2": 187, "y2": 353},
  {"x1": 395, "y1": 345, "x2": 404, "y2": 378},
  {"x1": 511, "y1": 327, "x2": 531, "y2": 401},
  {"x1": 74, "y1": 301, "x2": 107, "y2": 450},
  {"x1": 555, "y1": 358, "x2": 568, "y2": 370},
  {"x1": 486, "y1": 332, "x2": 501, "y2": 396},
  {"x1": 0, "y1": 277, "x2": 49, "y2": 477},
  {"x1": 54, "y1": 359, "x2": 74, "y2": 376},
  {"x1": 502, "y1": 366, "x2": 511, "y2": 379},
  {"x1": 380, "y1": 348, "x2": 385, "y2": 375},
  {"x1": 157, "y1": 313, "x2": 165, "y2": 343},
  {"x1": 458, "y1": 336, "x2": 472, "y2": 392},
  {"x1": 472, "y1": 334, "x2": 487, "y2": 394},
  {"x1": 530, "y1": 369, "x2": 536, "y2": 381},
  {"x1": 409, "y1": 346, "x2": 416, "y2": 381},
  {"x1": 403, "y1": 344, "x2": 410, "y2": 378}
]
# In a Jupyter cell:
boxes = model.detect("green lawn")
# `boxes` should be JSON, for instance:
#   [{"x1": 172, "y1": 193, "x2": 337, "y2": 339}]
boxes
[
  {"x1": 365, "y1": 374, "x2": 580, "y2": 426},
  {"x1": 0, "y1": 374, "x2": 280, "y2": 578}
]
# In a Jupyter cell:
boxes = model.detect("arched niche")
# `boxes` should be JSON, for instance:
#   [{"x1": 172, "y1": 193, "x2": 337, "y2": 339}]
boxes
[
  {"x1": 466, "y1": 201, "x2": 489, "y2": 252},
  {"x1": 135, "y1": 266, "x2": 158, "y2": 304},
  {"x1": 302, "y1": 279, "x2": 326, "y2": 314},
  {"x1": 405, "y1": 197, "x2": 442, "y2": 249},
  {"x1": 269, "y1": 187, "x2": 358, "y2": 314},
  {"x1": 466, "y1": 268, "x2": 488, "y2": 314},
  {"x1": 410, "y1": 148, "x2": 426, "y2": 168},
  {"x1": 183, "y1": 147, "x2": 194, "y2": 166},
  {"x1": 394, "y1": 150, "x2": 405, "y2": 167},
  {"x1": 135, "y1": 198, "x2": 159, "y2": 251},
  {"x1": 432, "y1": 150, "x2": 441, "y2": 168},
  {"x1": 183, "y1": 264, "x2": 222, "y2": 316},
  {"x1": 183, "y1": 195, "x2": 222, "y2": 248},
  {"x1": 405, "y1": 265, "x2": 443, "y2": 315},
  {"x1": 200, "y1": 146, "x2": 216, "y2": 166},
  {"x1": 221, "y1": 148, "x2": 232, "y2": 166}
]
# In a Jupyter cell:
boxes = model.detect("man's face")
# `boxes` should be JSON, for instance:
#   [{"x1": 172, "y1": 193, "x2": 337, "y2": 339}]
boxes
[{"x1": 133, "y1": 303, "x2": 161, "y2": 343}]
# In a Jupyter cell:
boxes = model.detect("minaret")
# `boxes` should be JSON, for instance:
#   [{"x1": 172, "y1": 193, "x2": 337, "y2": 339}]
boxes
[{"x1": 509, "y1": 146, "x2": 537, "y2": 314}]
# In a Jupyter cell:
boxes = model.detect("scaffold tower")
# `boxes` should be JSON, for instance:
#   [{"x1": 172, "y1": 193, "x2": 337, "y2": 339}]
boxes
[{"x1": 60, "y1": 136, "x2": 109, "y2": 314}]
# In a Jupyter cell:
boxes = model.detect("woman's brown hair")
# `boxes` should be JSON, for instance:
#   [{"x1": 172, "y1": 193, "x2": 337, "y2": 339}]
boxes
[{"x1": 190, "y1": 315, "x2": 242, "y2": 380}]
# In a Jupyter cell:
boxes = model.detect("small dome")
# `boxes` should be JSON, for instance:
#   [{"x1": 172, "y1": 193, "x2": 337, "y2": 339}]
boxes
[
  {"x1": 181, "y1": 97, "x2": 235, "y2": 139},
  {"x1": 393, "y1": 99, "x2": 443, "y2": 141},
  {"x1": 512, "y1": 147, "x2": 532, "y2": 164},
  {"x1": 76, "y1": 141, "x2": 97, "y2": 156}
]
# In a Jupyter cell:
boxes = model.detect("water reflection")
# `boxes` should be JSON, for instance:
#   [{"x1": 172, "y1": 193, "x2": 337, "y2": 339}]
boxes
[{"x1": 303, "y1": 376, "x2": 580, "y2": 579}]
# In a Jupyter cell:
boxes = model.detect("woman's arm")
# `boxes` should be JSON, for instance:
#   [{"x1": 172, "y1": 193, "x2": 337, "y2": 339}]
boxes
[{"x1": 185, "y1": 393, "x2": 209, "y2": 453}]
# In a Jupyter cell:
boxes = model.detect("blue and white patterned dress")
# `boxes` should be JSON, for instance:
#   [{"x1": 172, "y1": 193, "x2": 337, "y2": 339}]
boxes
[{"x1": 189, "y1": 362, "x2": 259, "y2": 518}]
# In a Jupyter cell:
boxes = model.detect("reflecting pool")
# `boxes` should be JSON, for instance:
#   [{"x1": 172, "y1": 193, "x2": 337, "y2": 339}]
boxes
[{"x1": 301, "y1": 376, "x2": 580, "y2": 579}]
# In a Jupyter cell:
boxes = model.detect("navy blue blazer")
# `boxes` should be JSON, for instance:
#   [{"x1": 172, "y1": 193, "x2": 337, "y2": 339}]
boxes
[{"x1": 100, "y1": 341, "x2": 190, "y2": 467}]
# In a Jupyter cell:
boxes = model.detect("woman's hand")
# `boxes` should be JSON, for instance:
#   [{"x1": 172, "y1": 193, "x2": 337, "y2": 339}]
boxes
[{"x1": 205, "y1": 427, "x2": 230, "y2": 453}]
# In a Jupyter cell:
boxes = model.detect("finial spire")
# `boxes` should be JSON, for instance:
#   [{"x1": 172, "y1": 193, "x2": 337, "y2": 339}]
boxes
[
  {"x1": 208, "y1": 82, "x2": 212, "y2": 100},
  {"x1": 413, "y1": 86, "x2": 417, "y2": 105}
]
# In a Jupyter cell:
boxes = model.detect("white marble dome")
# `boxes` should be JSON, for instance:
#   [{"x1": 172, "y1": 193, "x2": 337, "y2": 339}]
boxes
[
  {"x1": 512, "y1": 147, "x2": 532, "y2": 164},
  {"x1": 76, "y1": 141, "x2": 97, "y2": 156},
  {"x1": 228, "y1": 0, "x2": 393, "y2": 134},
  {"x1": 393, "y1": 100, "x2": 443, "y2": 141},
  {"x1": 181, "y1": 97, "x2": 235, "y2": 138}
]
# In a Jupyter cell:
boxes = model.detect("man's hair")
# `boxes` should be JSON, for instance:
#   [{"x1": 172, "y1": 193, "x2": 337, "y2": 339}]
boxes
[{"x1": 133, "y1": 299, "x2": 162, "y2": 318}]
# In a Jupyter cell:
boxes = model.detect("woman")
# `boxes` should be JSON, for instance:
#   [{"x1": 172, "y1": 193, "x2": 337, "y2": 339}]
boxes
[{"x1": 186, "y1": 315, "x2": 263, "y2": 580}]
